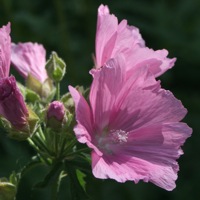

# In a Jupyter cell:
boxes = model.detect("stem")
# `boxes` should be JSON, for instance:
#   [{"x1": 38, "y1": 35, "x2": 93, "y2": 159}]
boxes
[
  {"x1": 56, "y1": 82, "x2": 60, "y2": 100},
  {"x1": 38, "y1": 126, "x2": 45, "y2": 141},
  {"x1": 66, "y1": 148, "x2": 89, "y2": 157},
  {"x1": 28, "y1": 138, "x2": 51, "y2": 165},
  {"x1": 54, "y1": 133, "x2": 59, "y2": 158},
  {"x1": 51, "y1": 177, "x2": 59, "y2": 200},
  {"x1": 49, "y1": 163, "x2": 63, "y2": 200}
]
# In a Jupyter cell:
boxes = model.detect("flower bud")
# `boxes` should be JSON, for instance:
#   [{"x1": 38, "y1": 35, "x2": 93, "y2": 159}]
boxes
[
  {"x1": 0, "y1": 178, "x2": 17, "y2": 200},
  {"x1": 45, "y1": 51, "x2": 66, "y2": 82},
  {"x1": 0, "y1": 76, "x2": 29, "y2": 130},
  {"x1": 26, "y1": 74, "x2": 55, "y2": 101},
  {"x1": 46, "y1": 101, "x2": 66, "y2": 130},
  {"x1": 0, "y1": 76, "x2": 39, "y2": 140}
]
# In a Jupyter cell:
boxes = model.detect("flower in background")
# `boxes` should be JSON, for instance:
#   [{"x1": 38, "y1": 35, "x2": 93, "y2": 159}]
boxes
[
  {"x1": 0, "y1": 23, "x2": 11, "y2": 78},
  {"x1": 69, "y1": 55, "x2": 192, "y2": 191},
  {"x1": 95, "y1": 4, "x2": 175, "y2": 77},
  {"x1": 11, "y1": 42, "x2": 48, "y2": 83}
]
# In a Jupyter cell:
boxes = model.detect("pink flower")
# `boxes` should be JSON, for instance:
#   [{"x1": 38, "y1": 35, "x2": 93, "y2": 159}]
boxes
[
  {"x1": 69, "y1": 55, "x2": 192, "y2": 191},
  {"x1": 11, "y1": 42, "x2": 48, "y2": 83},
  {"x1": 0, "y1": 23, "x2": 11, "y2": 78},
  {"x1": 95, "y1": 5, "x2": 175, "y2": 77},
  {"x1": 0, "y1": 76, "x2": 29, "y2": 130},
  {"x1": 47, "y1": 101, "x2": 65, "y2": 122}
]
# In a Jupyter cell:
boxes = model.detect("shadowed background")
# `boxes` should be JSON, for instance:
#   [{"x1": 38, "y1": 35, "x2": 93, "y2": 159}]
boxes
[{"x1": 0, "y1": 0, "x2": 199, "y2": 199}]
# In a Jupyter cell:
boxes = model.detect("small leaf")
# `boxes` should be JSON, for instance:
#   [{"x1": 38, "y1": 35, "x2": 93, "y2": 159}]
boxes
[{"x1": 76, "y1": 169, "x2": 86, "y2": 191}]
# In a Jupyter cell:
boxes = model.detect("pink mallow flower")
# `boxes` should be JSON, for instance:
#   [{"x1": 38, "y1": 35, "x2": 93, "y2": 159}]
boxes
[
  {"x1": 0, "y1": 23, "x2": 11, "y2": 78},
  {"x1": 95, "y1": 5, "x2": 175, "y2": 77},
  {"x1": 11, "y1": 42, "x2": 48, "y2": 83},
  {"x1": 69, "y1": 55, "x2": 192, "y2": 191},
  {"x1": 0, "y1": 76, "x2": 29, "y2": 130}
]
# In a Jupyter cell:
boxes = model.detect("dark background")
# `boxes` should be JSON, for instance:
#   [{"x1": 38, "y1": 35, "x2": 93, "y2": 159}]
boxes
[{"x1": 0, "y1": 0, "x2": 199, "y2": 199}]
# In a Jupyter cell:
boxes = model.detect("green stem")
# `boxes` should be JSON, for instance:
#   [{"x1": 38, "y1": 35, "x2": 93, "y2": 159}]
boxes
[
  {"x1": 38, "y1": 126, "x2": 45, "y2": 141},
  {"x1": 56, "y1": 82, "x2": 60, "y2": 100},
  {"x1": 66, "y1": 148, "x2": 89, "y2": 157},
  {"x1": 54, "y1": 133, "x2": 59, "y2": 158},
  {"x1": 28, "y1": 138, "x2": 51, "y2": 165},
  {"x1": 51, "y1": 177, "x2": 59, "y2": 200}
]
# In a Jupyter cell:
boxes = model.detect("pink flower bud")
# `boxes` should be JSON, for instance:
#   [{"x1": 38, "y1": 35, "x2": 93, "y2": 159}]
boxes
[
  {"x1": 0, "y1": 76, "x2": 28, "y2": 130},
  {"x1": 47, "y1": 101, "x2": 65, "y2": 122}
]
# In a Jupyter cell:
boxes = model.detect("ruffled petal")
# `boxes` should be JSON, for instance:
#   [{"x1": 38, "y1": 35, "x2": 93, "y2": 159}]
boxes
[
  {"x1": 125, "y1": 47, "x2": 176, "y2": 77},
  {"x1": 92, "y1": 151, "x2": 176, "y2": 191},
  {"x1": 95, "y1": 5, "x2": 145, "y2": 68}
]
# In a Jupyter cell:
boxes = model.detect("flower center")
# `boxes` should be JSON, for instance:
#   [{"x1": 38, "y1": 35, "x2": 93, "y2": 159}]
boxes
[{"x1": 96, "y1": 129, "x2": 129, "y2": 154}]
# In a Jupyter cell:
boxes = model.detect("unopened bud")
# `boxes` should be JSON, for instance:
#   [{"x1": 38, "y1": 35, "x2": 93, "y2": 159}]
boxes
[
  {"x1": 45, "y1": 52, "x2": 66, "y2": 82},
  {"x1": 0, "y1": 178, "x2": 17, "y2": 200},
  {"x1": 0, "y1": 76, "x2": 39, "y2": 140},
  {"x1": 46, "y1": 101, "x2": 66, "y2": 130},
  {"x1": 0, "y1": 76, "x2": 29, "y2": 130}
]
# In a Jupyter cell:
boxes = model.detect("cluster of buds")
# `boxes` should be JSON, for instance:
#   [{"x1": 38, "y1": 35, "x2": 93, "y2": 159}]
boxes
[{"x1": 0, "y1": 22, "x2": 88, "y2": 199}]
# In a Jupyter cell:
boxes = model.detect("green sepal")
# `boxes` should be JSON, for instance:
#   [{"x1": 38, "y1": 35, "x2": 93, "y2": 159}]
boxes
[
  {"x1": 26, "y1": 74, "x2": 42, "y2": 94},
  {"x1": 16, "y1": 82, "x2": 26, "y2": 97},
  {"x1": 26, "y1": 74, "x2": 55, "y2": 101},
  {"x1": 27, "y1": 106, "x2": 40, "y2": 135},
  {"x1": 0, "y1": 107, "x2": 39, "y2": 140},
  {"x1": 26, "y1": 88, "x2": 40, "y2": 102},
  {"x1": 40, "y1": 78, "x2": 55, "y2": 101},
  {"x1": 17, "y1": 81, "x2": 40, "y2": 103}
]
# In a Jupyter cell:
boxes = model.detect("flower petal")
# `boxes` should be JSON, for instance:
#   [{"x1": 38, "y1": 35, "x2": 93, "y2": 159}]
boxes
[
  {"x1": 11, "y1": 42, "x2": 47, "y2": 83},
  {"x1": 0, "y1": 23, "x2": 11, "y2": 78},
  {"x1": 69, "y1": 86, "x2": 93, "y2": 138},
  {"x1": 95, "y1": 5, "x2": 145, "y2": 68},
  {"x1": 126, "y1": 47, "x2": 176, "y2": 77},
  {"x1": 92, "y1": 151, "x2": 177, "y2": 191},
  {"x1": 95, "y1": 5, "x2": 118, "y2": 67},
  {"x1": 109, "y1": 66, "x2": 187, "y2": 131},
  {"x1": 89, "y1": 55, "x2": 125, "y2": 132}
]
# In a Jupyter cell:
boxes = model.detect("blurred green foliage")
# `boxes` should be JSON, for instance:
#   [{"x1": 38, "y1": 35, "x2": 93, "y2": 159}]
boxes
[{"x1": 0, "y1": 0, "x2": 200, "y2": 199}]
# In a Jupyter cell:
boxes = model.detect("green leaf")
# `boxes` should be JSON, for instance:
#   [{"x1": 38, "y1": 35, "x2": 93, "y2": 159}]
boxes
[
  {"x1": 76, "y1": 169, "x2": 86, "y2": 191},
  {"x1": 65, "y1": 163, "x2": 89, "y2": 200},
  {"x1": 34, "y1": 162, "x2": 63, "y2": 189}
]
